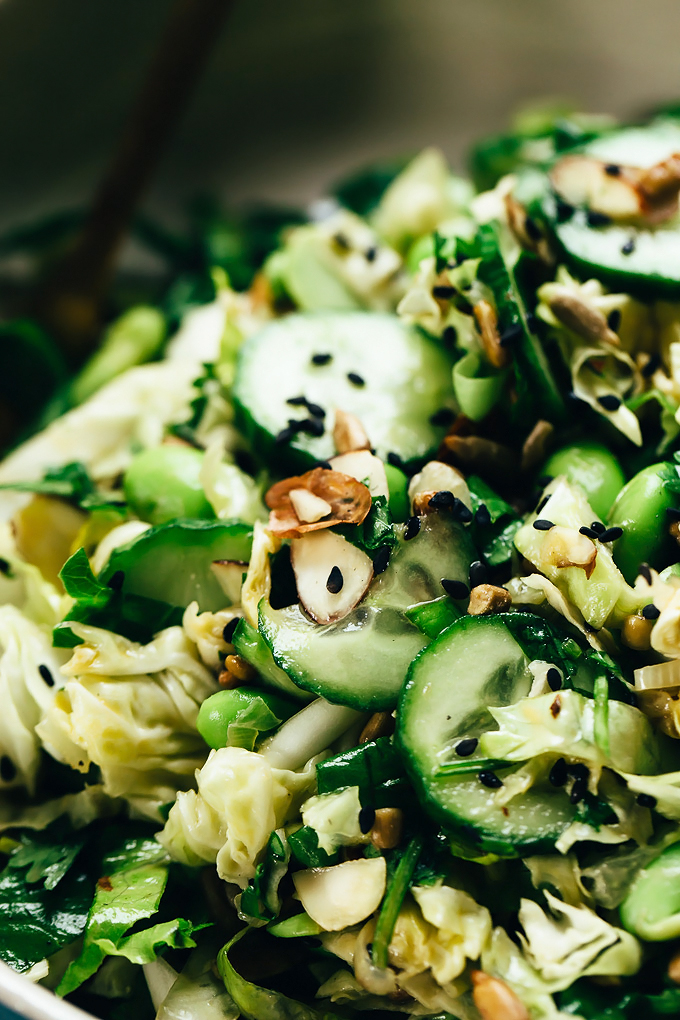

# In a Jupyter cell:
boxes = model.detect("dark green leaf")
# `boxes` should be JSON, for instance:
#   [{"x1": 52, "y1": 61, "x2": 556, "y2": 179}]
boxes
[
  {"x1": 372, "y1": 836, "x2": 422, "y2": 970},
  {"x1": 287, "y1": 828, "x2": 338, "y2": 869},
  {"x1": 316, "y1": 737, "x2": 411, "y2": 809},
  {"x1": 59, "y1": 548, "x2": 112, "y2": 606},
  {"x1": 240, "y1": 830, "x2": 290, "y2": 924}
]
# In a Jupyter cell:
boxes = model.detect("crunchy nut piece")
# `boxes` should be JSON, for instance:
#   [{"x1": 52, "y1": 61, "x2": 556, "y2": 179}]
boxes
[
  {"x1": 670, "y1": 520, "x2": 680, "y2": 545},
  {"x1": 637, "y1": 688, "x2": 680, "y2": 739},
  {"x1": 548, "y1": 290, "x2": 619, "y2": 346},
  {"x1": 370, "y1": 808, "x2": 404, "y2": 850},
  {"x1": 333, "y1": 409, "x2": 371, "y2": 454},
  {"x1": 521, "y1": 419, "x2": 554, "y2": 473},
  {"x1": 412, "y1": 490, "x2": 438, "y2": 516},
  {"x1": 224, "y1": 654, "x2": 256, "y2": 682},
  {"x1": 638, "y1": 153, "x2": 680, "y2": 203},
  {"x1": 360, "y1": 711, "x2": 395, "y2": 743},
  {"x1": 668, "y1": 948, "x2": 680, "y2": 985},
  {"x1": 442, "y1": 434, "x2": 519, "y2": 484},
  {"x1": 468, "y1": 584, "x2": 512, "y2": 616},
  {"x1": 218, "y1": 668, "x2": 245, "y2": 689},
  {"x1": 471, "y1": 971, "x2": 529, "y2": 1020},
  {"x1": 266, "y1": 468, "x2": 371, "y2": 539},
  {"x1": 505, "y1": 194, "x2": 554, "y2": 264},
  {"x1": 542, "y1": 525, "x2": 598, "y2": 579},
  {"x1": 622, "y1": 613, "x2": 654, "y2": 651},
  {"x1": 473, "y1": 300, "x2": 510, "y2": 370},
  {"x1": 289, "y1": 488, "x2": 332, "y2": 523}
]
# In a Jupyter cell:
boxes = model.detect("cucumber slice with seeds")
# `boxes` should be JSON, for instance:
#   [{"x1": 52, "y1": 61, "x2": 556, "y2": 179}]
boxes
[
  {"x1": 233, "y1": 312, "x2": 455, "y2": 472},
  {"x1": 258, "y1": 513, "x2": 474, "y2": 709},
  {"x1": 397, "y1": 613, "x2": 576, "y2": 854}
]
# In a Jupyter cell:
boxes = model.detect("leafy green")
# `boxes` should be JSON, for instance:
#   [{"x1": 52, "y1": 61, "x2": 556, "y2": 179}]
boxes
[
  {"x1": 57, "y1": 836, "x2": 198, "y2": 996},
  {"x1": 467, "y1": 475, "x2": 522, "y2": 567},
  {"x1": 9, "y1": 829, "x2": 87, "y2": 891},
  {"x1": 405, "y1": 594, "x2": 462, "y2": 639},
  {"x1": 315, "y1": 737, "x2": 412, "y2": 808},
  {"x1": 371, "y1": 835, "x2": 423, "y2": 970},
  {"x1": 287, "y1": 827, "x2": 338, "y2": 869},
  {"x1": 239, "y1": 830, "x2": 290, "y2": 924},
  {"x1": 336, "y1": 496, "x2": 395, "y2": 557},
  {"x1": 218, "y1": 928, "x2": 344, "y2": 1020},
  {"x1": 0, "y1": 461, "x2": 126, "y2": 514}
]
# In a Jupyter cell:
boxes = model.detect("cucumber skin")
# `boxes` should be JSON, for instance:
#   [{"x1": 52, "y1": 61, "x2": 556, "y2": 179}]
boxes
[{"x1": 396, "y1": 614, "x2": 575, "y2": 856}]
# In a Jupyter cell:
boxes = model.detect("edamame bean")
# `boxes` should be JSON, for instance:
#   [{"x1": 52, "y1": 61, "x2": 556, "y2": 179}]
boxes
[
  {"x1": 384, "y1": 463, "x2": 409, "y2": 523},
  {"x1": 197, "y1": 688, "x2": 298, "y2": 750},
  {"x1": 123, "y1": 446, "x2": 214, "y2": 526},
  {"x1": 621, "y1": 842, "x2": 680, "y2": 940},
  {"x1": 607, "y1": 462, "x2": 677, "y2": 583},
  {"x1": 542, "y1": 442, "x2": 625, "y2": 520}
]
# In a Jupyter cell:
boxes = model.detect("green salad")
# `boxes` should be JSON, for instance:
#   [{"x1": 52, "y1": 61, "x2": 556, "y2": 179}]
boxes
[{"x1": 6, "y1": 105, "x2": 680, "y2": 1020}]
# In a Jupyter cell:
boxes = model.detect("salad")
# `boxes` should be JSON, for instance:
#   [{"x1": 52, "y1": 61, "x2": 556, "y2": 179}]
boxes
[{"x1": 4, "y1": 105, "x2": 680, "y2": 1020}]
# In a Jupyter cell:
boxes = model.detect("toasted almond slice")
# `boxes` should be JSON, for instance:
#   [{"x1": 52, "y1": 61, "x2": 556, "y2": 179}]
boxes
[
  {"x1": 333, "y1": 409, "x2": 371, "y2": 454},
  {"x1": 266, "y1": 467, "x2": 372, "y2": 539},
  {"x1": 290, "y1": 529, "x2": 373, "y2": 624},
  {"x1": 330, "y1": 450, "x2": 389, "y2": 500},
  {"x1": 541, "y1": 525, "x2": 598, "y2": 579},
  {"x1": 211, "y1": 560, "x2": 248, "y2": 604},
  {"x1": 289, "y1": 488, "x2": 333, "y2": 523},
  {"x1": 551, "y1": 155, "x2": 643, "y2": 220}
]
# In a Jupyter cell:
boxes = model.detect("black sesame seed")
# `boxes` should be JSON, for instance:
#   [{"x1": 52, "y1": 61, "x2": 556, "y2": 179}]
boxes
[
  {"x1": 597, "y1": 394, "x2": 622, "y2": 411},
  {"x1": 347, "y1": 372, "x2": 365, "y2": 387},
  {"x1": 556, "y1": 199, "x2": 575, "y2": 222},
  {"x1": 639, "y1": 563, "x2": 653, "y2": 585},
  {"x1": 479, "y1": 770, "x2": 503, "y2": 789},
  {"x1": 579, "y1": 526, "x2": 598, "y2": 539},
  {"x1": 311, "y1": 353, "x2": 332, "y2": 366},
  {"x1": 621, "y1": 237, "x2": 636, "y2": 256},
  {"x1": 404, "y1": 516, "x2": 421, "y2": 541},
  {"x1": 333, "y1": 232, "x2": 350, "y2": 250},
  {"x1": 455, "y1": 737, "x2": 478, "y2": 757},
  {"x1": 299, "y1": 417, "x2": 325, "y2": 437},
  {"x1": 475, "y1": 504, "x2": 491, "y2": 528},
  {"x1": 108, "y1": 570, "x2": 125, "y2": 591},
  {"x1": 0, "y1": 558, "x2": 9, "y2": 575},
  {"x1": 525, "y1": 216, "x2": 542, "y2": 241},
  {"x1": 667, "y1": 507, "x2": 680, "y2": 521},
  {"x1": 275, "y1": 426, "x2": 294, "y2": 444},
  {"x1": 547, "y1": 667, "x2": 562, "y2": 691},
  {"x1": 568, "y1": 762, "x2": 589, "y2": 781},
  {"x1": 387, "y1": 452, "x2": 404, "y2": 470},
  {"x1": 442, "y1": 325, "x2": 457, "y2": 347},
  {"x1": 312, "y1": 460, "x2": 333, "y2": 471},
  {"x1": 286, "y1": 395, "x2": 307, "y2": 407},
  {"x1": 587, "y1": 211, "x2": 611, "y2": 227},
  {"x1": 441, "y1": 578, "x2": 469, "y2": 599},
  {"x1": 636, "y1": 793, "x2": 657, "y2": 809},
  {"x1": 549, "y1": 758, "x2": 568, "y2": 787},
  {"x1": 326, "y1": 566, "x2": 344, "y2": 594},
  {"x1": 223, "y1": 618, "x2": 240, "y2": 644},
  {"x1": 524, "y1": 312, "x2": 538, "y2": 333},
  {"x1": 429, "y1": 407, "x2": 456, "y2": 427},
  {"x1": 598, "y1": 526, "x2": 623, "y2": 543},
  {"x1": 499, "y1": 322, "x2": 523, "y2": 347},
  {"x1": 0, "y1": 756, "x2": 16, "y2": 783},
  {"x1": 429, "y1": 490, "x2": 456, "y2": 511},
  {"x1": 533, "y1": 519, "x2": 554, "y2": 531},
  {"x1": 305, "y1": 402, "x2": 326, "y2": 419},
  {"x1": 642, "y1": 352, "x2": 661, "y2": 378},
  {"x1": 373, "y1": 546, "x2": 391, "y2": 575},
  {"x1": 535, "y1": 495, "x2": 550, "y2": 515},
  {"x1": 590, "y1": 521, "x2": 606, "y2": 534},
  {"x1": 469, "y1": 561, "x2": 488, "y2": 588},
  {"x1": 569, "y1": 776, "x2": 588, "y2": 804},
  {"x1": 432, "y1": 285, "x2": 456, "y2": 299},
  {"x1": 38, "y1": 664, "x2": 54, "y2": 687},
  {"x1": 358, "y1": 806, "x2": 376, "y2": 833},
  {"x1": 365, "y1": 246, "x2": 378, "y2": 263},
  {"x1": 453, "y1": 499, "x2": 473, "y2": 524},
  {"x1": 607, "y1": 309, "x2": 621, "y2": 332},
  {"x1": 642, "y1": 603, "x2": 660, "y2": 620},
  {"x1": 604, "y1": 163, "x2": 621, "y2": 177}
]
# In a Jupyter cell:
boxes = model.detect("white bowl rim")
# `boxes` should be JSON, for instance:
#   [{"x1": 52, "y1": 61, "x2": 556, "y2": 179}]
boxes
[{"x1": 0, "y1": 962, "x2": 95, "y2": 1020}]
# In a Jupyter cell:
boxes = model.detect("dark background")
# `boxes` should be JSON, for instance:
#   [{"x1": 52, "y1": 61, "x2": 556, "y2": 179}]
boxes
[{"x1": 1, "y1": 0, "x2": 680, "y2": 244}]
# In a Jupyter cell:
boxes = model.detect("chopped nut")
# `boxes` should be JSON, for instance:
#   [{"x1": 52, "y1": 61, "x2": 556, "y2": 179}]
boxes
[
  {"x1": 370, "y1": 808, "x2": 403, "y2": 850},
  {"x1": 266, "y1": 467, "x2": 372, "y2": 539},
  {"x1": 670, "y1": 520, "x2": 680, "y2": 545},
  {"x1": 473, "y1": 299, "x2": 510, "y2": 370},
  {"x1": 622, "y1": 613, "x2": 654, "y2": 651},
  {"x1": 541, "y1": 525, "x2": 598, "y2": 579},
  {"x1": 504, "y1": 194, "x2": 554, "y2": 264},
  {"x1": 468, "y1": 584, "x2": 512, "y2": 616},
  {"x1": 218, "y1": 667, "x2": 246, "y2": 689},
  {"x1": 360, "y1": 711, "x2": 395, "y2": 743},
  {"x1": 471, "y1": 970, "x2": 530, "y2": 1020},
  {"x1": 333, "y1": 409, "x2": 371, "y2": 454},
  {"x1": 412, "y1": 490, "x2": 439, "y2": 516},
  {"x1": 548, "y1": 290, "x2": 619, "y2": 346},
  {"x1": 638, "y1": 153, "x2": 680, "y2": 203},
  {"x1": 224, "y1": 654, "x2": 256, "y2": 683},
  {"x1": 521, "y1": 419, "x2": 554, "y2": 473},
  {"x1": 668, "y1": 948, "x2": 680, "y2": 985},
  {"x1": 289, "y1": 488, "x2": 332, "y2": 523},
  {"x1": 637, "y1": 688, "x2": 680, "y2": 739}
]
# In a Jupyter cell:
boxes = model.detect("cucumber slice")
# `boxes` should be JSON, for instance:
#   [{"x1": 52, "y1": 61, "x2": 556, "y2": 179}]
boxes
[
  {"x1": 258, "y1": 513, "x2": 474, "y2": 710},
  {"x1": 542, "y1": 121, "x2": 680, "y2": 298},
  {"x1": 233, "y1": 312, "x2": 455, "y2": 471},
  {"x1": 232, "y1": 618, "x2": 312, "y2": 702},
  {"x1": 397, "y1": 614, "x2": 575, "y2": 854},
  {"x1": 99, "y1": 519, "x2": 252, "y2": 613}
]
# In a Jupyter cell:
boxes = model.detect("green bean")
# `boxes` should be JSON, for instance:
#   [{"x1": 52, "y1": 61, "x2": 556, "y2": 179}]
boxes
[
  {"x1": 621, "y1": 843, "x2": 680, "y2": 940},
  {"x1": 123, "y1": 445, "x2": 214, "y2": 526},
  {"x1": 607, "y1": 462, "x2": 677, "y2": 583},
  {"x1": 542, "y1": 441, "x2": 625, "y2": 520}
]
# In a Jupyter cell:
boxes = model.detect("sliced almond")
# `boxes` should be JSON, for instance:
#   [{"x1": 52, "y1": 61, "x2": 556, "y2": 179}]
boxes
[
  {"x1": 289, "y1": 488, "x2": 333, "y2": 523},
  {"x1": 550, "y1": 155, "x2": 643, "y2": 220},
  {"x1": 541, "y1": 525, "x2": 598, "y2": 579},
  {"x1": 293, "y1": 857, "x2": 386, "y2": 931},
  {"x1": 329, "y1": 450, "x2": 389, "y2": 500},
  {"x1": 266, "y1": 467, "x2": 371, "y2": 539},
  {"x1": 211, "y1": 560, "x2": 248, "y2": 604},
  {"x1": 333, "y1": 409, "x2": 371, "y2": 454},
  {"x1": 473, "y1": 299, "x2": 509, "y2": 370},
  {"x1": 290, "y1": 529, "x2": 373, "y2": 624}
]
